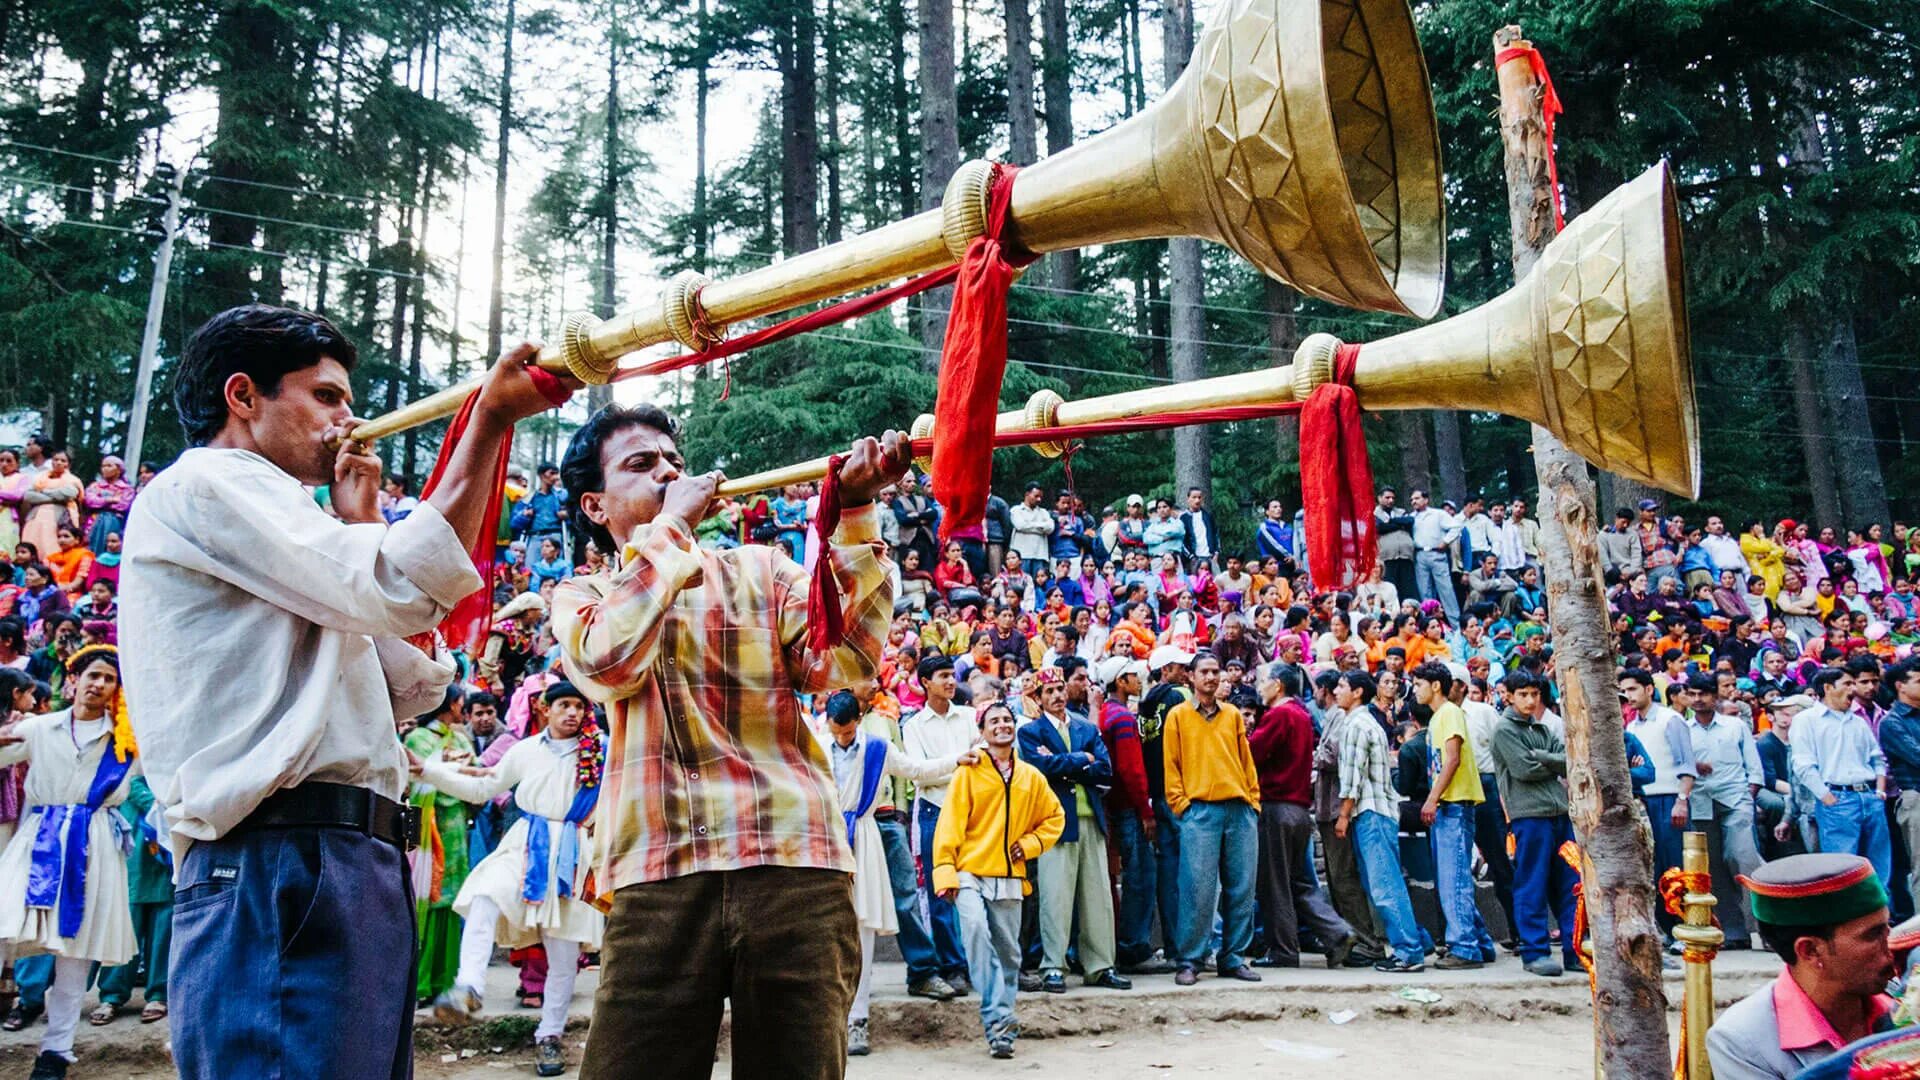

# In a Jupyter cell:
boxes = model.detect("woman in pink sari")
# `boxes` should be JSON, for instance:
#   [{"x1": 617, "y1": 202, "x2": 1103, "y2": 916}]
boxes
[
  {"x1": 0, "y1": 450, "x2": 25, "y2": 556},
  {"x1": 81, "y1": 456, "x2": 135, "y2": 554},
  {"x1": 18, "y1": 449, "x2": 80, "y2": 561}
]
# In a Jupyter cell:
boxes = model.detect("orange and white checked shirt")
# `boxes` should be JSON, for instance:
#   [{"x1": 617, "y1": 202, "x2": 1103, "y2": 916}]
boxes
[{"x1": 552, "y1": 505, "x2": 893, "y2": 890}]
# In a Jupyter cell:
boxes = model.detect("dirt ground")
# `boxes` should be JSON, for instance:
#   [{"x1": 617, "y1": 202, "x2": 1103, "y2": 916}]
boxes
[{"x1": 107, "y1": 1011, "x2": 1606, "y2": 1079}]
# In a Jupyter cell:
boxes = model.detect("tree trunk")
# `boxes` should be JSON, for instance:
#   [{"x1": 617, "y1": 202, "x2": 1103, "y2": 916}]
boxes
[
  {"x1": 1432, "y1": 412, "x2": 1467, "y2": 503},
  {"x1": 1820, "y1": 316, "x2": 1889, "y2": 529},
  {"x1": 448, "y1": 167, "x2": 469, "y2": 382},
  {"x1": 403, "y1": 32, "x2": 443, "y2": 480},
  {"x1": 822, "y1": 0, "x2": 845, "y2": 243},
  {"x1": 1785, "y1": 317, "x2": 1843, "y2": 530},
  {"x1": 1496, "y1": 30, "x2": 1672, "y2": 1080},
  {"x1": 886, "y1": 0, "x2": 916, "y2": 219},
  {"x1": 776, "y1": 0, "x2": 820, "y2": 254},
  {"x1": 917, "y1": 0, "x2": 960, "y2": 366},
  {"x1": 693, "y1": 0, "x2": 711, "y2": 270},
  {"x1": 486, "y1": 0, "x2": 516, "y2": 363},
  {"x1": 1038, "y1": 0, "x2": 1075, "y2": 290},
  {"x1": 1265, "y1": 278, "x2": 1300, "y2": 489},
  {"x1": 1004, "y1": 0, "x2": 1038, "y2": 165},
  {"x1": 1161, "y1": 0, "x2": 1208, "y2": 500},
  {"x1": 1397, "y1": 413, "x2": 1432, "y2": 493}
]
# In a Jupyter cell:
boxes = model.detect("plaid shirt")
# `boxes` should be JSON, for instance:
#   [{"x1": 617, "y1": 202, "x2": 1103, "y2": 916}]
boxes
[
  {"x1": 1337, "y1": 707, "x2": 1399, "y2": 821},
  {"x1": 552, "y1": 505, "x2": 893, "y2": 889}
]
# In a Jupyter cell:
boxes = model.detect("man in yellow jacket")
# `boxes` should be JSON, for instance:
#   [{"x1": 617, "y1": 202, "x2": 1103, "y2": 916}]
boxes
[{"x1": 934, "y1": 701, "x2": 1066, "y2": 1060}]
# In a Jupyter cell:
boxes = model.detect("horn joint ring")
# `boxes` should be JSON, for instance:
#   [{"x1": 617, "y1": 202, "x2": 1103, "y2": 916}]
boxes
[
  {"x1": 1025, "y1": 389, "x2": 1068, "y2": 458},
  {"x1": 560, "y1": 314, "x2": 616, "y2": 385},
  {"x1": 664, "y1": 271, "x2": 724, "y2": 352},
  {"x1": 909, "y1": 413, "x2": 937, "y2": 473},
  {"x1": 941, "y1": 160, "x2": 998, "y2": 261}
]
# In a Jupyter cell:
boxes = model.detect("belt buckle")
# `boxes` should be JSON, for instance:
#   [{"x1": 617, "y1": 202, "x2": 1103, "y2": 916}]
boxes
[{"x1": 401, "y1": 803, "x2": 421, "y2": 851}]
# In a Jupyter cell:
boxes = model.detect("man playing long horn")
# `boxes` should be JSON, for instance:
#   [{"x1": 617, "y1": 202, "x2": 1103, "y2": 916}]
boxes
[
  {"x1": 549, "y1": 402, "x2": 909, "y2": 1080},
  {"x1": 119, "y1": 304, "x2": 578, "y2": 1080}
]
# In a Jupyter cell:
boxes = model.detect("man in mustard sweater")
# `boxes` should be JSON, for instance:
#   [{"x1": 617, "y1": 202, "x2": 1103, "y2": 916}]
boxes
[
  {"x1": 1163, "y1": 653, "x2": 1264, "y2": 986},
  {"x1": 933, "y1": 701, "x2": 1066, "y2": 1060}
]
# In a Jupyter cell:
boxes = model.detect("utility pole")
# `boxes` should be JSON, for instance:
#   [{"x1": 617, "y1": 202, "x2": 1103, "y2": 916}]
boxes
[
  {"x1": 126, "y1": 164, "x2": 183, "y2": 470},
  {"x1": 1493, "y1": 28, "x2": 1672, "y2": 1078}
]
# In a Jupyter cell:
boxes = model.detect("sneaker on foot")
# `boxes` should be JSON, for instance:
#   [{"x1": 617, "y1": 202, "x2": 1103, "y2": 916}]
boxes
[
  {"x1": 1325, "y1": 933, "x2": 1356, "y2": 971},
  {"x1": 1434, "y1": 954, "x2": 1485, "y2": 970},
  {"x1": 946, "y1": 972, "x2": 974, "y2": 996},
  {"x1": 1017, "y1": 970, "x2": 1043, "y2": 993},
  {"x1": 989, "y1": 1038, "x2": 1015, "y2": 1059},
  {"x1": 847, "y1": 1018, "x2": 871, "y2": 1057},
  {"x1": 1039, "y1": 969, "x2": 1067, "y2": 994},
  {"x1": 535, "y1": 1035, "x2": 567, "y2": 1077},
  {"x1": 1373, "y1": 957, "x2": 1426, "y2": 973},
  {"x1": 28, "y1": 1052, "x2": 68, "y2": 1080},
  {"x1": 908, "y1": 975, "x2": 959, "y2": 1001},
  {"x1": 431, "y1": 985, "x2": 483, "y2": 1027},
  {"x1": 1525, "y1": 957, "x2": 1565, "y2": 977}
]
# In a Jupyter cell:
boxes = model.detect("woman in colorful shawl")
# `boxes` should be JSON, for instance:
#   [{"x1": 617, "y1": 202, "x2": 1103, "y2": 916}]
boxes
[
  {"x1": 82, "y1": 532, "x2": 120, "y2": 594},
  {"x1": 80, "y1": 458, "x2": 134, "y2": 556},
  {"x1": 0, "y1": 449, "x2": 27, "y2": 556},
  {"x1": 18, "y1": 452, "x2": 80, "y2": 565},
  {"x1": 403, "y1": 688, "x2": 477, "y2": 1004}
]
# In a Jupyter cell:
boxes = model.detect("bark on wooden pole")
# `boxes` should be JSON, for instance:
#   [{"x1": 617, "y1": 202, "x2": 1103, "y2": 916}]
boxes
[{"x1": 1493, "y1": 27, "x2": 1675, "y2": 1079}]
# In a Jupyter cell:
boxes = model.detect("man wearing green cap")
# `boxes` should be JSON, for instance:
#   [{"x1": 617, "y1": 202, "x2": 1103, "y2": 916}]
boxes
[{"x1": 1706, "y1": 853, "x2": 1899, "y2": 1079}]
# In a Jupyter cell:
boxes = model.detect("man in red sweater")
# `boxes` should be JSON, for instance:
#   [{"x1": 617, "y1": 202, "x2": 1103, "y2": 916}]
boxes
[
  {"x1": 1092, "y1": 654, "x2": 1178, "y2": 975},
  {"x1": 1250, "y1": 663, "x2": 1355, "y2": 968}
]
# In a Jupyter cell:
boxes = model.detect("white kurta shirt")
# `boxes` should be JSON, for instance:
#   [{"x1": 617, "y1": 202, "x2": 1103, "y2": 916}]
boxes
[
  {"x1": 816, "y1": 729, "x2": 959, "y2": 933},
  {"x1": 0, "y1": 710, "x2": 137, "y2": 964},
  {"x1": 120, "y1": 448, "x2": 477, "y2": 859},
  {"x1": 420, "y1": 733, "x2": 606, "y2": 948},
  {"x1": 901, "y1": 703, "x2": 978, "y2": 807}
]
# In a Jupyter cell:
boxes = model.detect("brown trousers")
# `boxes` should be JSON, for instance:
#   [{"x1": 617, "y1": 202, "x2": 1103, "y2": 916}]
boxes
[{"x1": 581, "y1": 866, "x2": 859, "y2": 1080}]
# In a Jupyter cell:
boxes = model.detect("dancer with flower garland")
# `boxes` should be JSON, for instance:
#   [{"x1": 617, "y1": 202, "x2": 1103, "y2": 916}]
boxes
[
  {"x1": 425, "y1": 681, "x2": 607, "y2": 1078},
  {"x1": 0, "y1": 644, "x2": 138, "y2": 1080}
]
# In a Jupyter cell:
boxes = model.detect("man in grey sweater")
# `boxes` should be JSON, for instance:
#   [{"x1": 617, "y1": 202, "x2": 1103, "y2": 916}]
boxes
[{"x1": 1491, "y1": 672, "x2": 1580, "y2": 977}]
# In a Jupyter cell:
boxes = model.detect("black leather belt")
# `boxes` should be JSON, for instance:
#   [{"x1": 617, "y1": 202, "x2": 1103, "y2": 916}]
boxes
[
  {"x1": 234, "y1": 781, "x2": 417, "y2": 850},
  {"x1": 1832, "y1": 783, "x2": 1878, "y2": 794}
]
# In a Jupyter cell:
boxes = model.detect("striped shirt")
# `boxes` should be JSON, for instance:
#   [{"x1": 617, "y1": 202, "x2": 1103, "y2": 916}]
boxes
[
  {"x1": 1337, "y1": 706, "x2": 1399, "y2": 820},
  {"x1": 553, "y1": 505, "x2": 893, "y2": 889}
]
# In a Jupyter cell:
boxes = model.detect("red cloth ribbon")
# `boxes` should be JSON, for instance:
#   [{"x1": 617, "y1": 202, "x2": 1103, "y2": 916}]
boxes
[
  {"x1": 1495, "y1": 44, "x2": 1565, "y2": 231},
  {"x1": 419, "y1": 364, "x2": 572, "y2": 652},
  {"x1": 1298, "y1": 344, "x2": 1376, "y2": 591},
  {"x1": 931, "y1": 163, "x2": 1034, "y2": 546},
  {"x1": 806, "y1": 454, "x2": 850, "y2": 653}
]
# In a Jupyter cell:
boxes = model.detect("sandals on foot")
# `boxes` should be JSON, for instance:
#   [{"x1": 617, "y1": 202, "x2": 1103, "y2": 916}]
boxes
[
  {"x1": 88, "y1": 1002, "x2": 116, "y2": 1026},
  {"x1": 140, "y1": 1001, "x2": 167, "y2": 1023},
  {"x1": 518, "y1": 992, "x2": 543, "y2": 1010}
]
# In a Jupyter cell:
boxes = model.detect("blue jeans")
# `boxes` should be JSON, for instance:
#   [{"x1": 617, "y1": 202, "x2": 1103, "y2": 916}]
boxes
[
  {"x1": 916, "y1": 799, "x2": 969, "y2": 977},
  {"x1": 1815, "y1": 790, "x2": 1894, "y2": 887},
  {"x1": 1415, "y1": 549, "x2": 1459, "y2": 621},
  {"x1": 169, "y1": 827, "x2": 415, "y2": 1080},
  {"x1": 878, "y1": 813, "x2": 941, "y2": 982},
  {"x1": 1432, "y1": 802, "x2": 1496, "y2": 962},
  {"x1": 1510, "y1": 816, "x2": 1581, "y2": 966},
  {"x1": 1642, "y1": 793, "x2": 1686, "y2": 878},
  {"x1": 953, "y1": 887, "x2": 1022, "y2": 1041},
  {"x1": 1352, "y1": 810, "x2": 1425, "y2": 964},
  {"x1": 1173, "y1": 800, "x2": 1256, "y2": 970},
  {"x1": 1114, "y1": 803, "x2": 1180, "y2": 965}
]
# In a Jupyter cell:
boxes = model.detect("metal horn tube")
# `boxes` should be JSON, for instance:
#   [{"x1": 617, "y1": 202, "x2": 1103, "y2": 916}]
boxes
[
  {"x1": 715, "y1": 163, "x2": 1696, "y2": 500},
  {"x1": 343, "y1": 0, "x2": 1446, "y2": 447}
]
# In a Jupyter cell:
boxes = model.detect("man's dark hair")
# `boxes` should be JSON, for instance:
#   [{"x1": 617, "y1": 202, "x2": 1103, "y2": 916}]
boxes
[
  {"x1": 0, "y1": 618, "x2": 24, "y2": 654},
  {"x1": 1756, "y1": 919, "x2": 1833, "y2": 966},
  {"x1": 1809, "y1": 666, "x2": 1849, "y2": 700},
  {"x1": 1844, "y1": 654, "x2": 1883, "y2": 678},
  {"x1": 174, "y1": 304, "x2": 360, "y2": 446},
  {"x1": 538, "y1": 462, "x2": 559, "y2": 475},
  {"x1": 1504, "y1": 671, "x2": 1539, "y2": 696},
  {"x1": 824, "y1": 689, "x2": 861, "y2": 725},
  {"x1": 1313, "y1": 669, "x2": 1342, "y2": 694},
  {"x1": 1889, "y1": 657, "x2": 1920, "y2": 688},
  {"x1": 463, "y1": 691, "x2": 501, "y2": 713},
  {"x1": 917, "y1": 653, "x2": 956, "y2": 681},
  {"x1": 1409, "y1": 661, "x2": 1454, "y2": 695},
  {"x1": 1661, "y1": 647, "x2": 1686, "y2": 665},
  {"x1": 1685, "y1": 672, "x2": 1719, "y2": 696},
  {"x1": 1337, "y1": 669, "x2": 1377, "y2": 703},
  {"x1": 1620, "y1": 667, "x2": 1656, "y2": 689},
  {"x1": 25, "y1": 434, "x2": 52, "y2": 457},
  {"x1": 1267, "y1": 663, "x2": 1302, "y2": 698},
  {"x1": 560, "y1": 403, "x2": 683, "y2": 553},
  {"x1": 1055, "y1": 655, "x2": 1088, "y2": 679}
]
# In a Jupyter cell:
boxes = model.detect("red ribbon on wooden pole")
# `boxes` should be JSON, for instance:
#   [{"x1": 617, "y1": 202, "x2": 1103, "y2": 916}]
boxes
[
  {"x1": 1495, "y1": 44, "x2": 1566, "y2": 231},
  {"x1": 1297, "y1": 344, "x2": 1377, "y2": 591}
]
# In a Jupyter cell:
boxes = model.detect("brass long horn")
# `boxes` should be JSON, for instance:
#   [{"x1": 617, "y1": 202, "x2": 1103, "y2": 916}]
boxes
[
  {"x1": 716, "y1": 162, "x2": 1697, "y2": 500},
  {"x1": 346, "y1": 0, "x2": 1446, "y2": 445}
]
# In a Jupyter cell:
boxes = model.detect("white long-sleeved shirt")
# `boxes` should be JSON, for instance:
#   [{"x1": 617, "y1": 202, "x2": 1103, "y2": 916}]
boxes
[
  {"x1": 1688, "y1": 712, "x2": 1764, "y2": 816},
  {"x1": 121, "y1": 447, "x2": 476, "y2": 859},
  {"x1": 1007, "y1": 503, "x2": 1054, "y2": 562},
  {"x1": 1790, "y1": 704, "x2": 1888, "y2": 802},
  {"x1": 1626, "y1": 704, "x2": 1698, "y2": 797},
  {"x1": 900, "y1": 701, "x2": 979, "y2": 806},
  {"x1": 1410, "y1": 507, "x2": 1462, "y2": 551}
]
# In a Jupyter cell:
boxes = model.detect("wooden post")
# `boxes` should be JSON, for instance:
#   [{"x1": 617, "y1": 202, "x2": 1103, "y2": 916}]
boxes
[{"x1": 1493, "y1": 27, "x2": 1675, "y2": 1080}]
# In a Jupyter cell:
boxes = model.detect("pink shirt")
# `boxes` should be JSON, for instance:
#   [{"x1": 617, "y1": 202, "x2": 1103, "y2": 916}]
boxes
[{"x1": 1771, "y1": 969, "x2": 1893, "y2": 1054}]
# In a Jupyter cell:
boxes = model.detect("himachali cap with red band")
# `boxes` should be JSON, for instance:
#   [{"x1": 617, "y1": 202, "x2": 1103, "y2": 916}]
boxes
[
  {"x1": 1738, "y1": 853, "x2": 1888, "y2": 926},
  {"x1": 1890, "y1": 913, "x2": 1920, "y2": 954}
]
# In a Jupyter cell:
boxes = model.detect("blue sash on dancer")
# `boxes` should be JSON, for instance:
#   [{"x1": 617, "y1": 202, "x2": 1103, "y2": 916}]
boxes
[
  {"x1": 522, "y1": 779, "x2": 600, "y2": 905},
  {"x1": 843, "y1": 737, "x2": 891, "y2": 847},
  {"x1": 26, "y1": 730, "x2": 133, "y2": 938}
]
